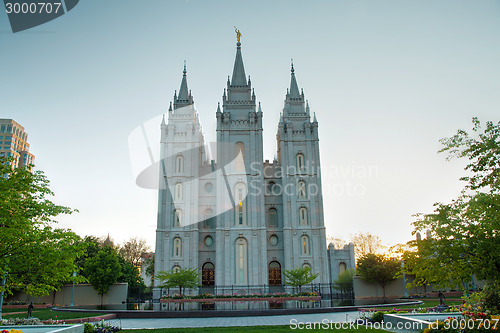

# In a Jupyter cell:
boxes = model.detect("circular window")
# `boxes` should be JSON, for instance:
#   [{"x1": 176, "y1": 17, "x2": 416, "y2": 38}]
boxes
[
  {"x1": 204, "y1": 182, "x2": 213, "y2": 193},
  {"x1": 269, "y1": 235, "x2": 278, "y2": 246},
  {"x1": 204, "y1": 236, "x2": 213, "y2": 247}
]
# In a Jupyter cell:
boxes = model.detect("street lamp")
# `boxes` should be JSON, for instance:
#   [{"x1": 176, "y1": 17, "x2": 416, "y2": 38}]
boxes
[
  {"x1": 70, "y1": 271, "x2": 76, "y2": 307},
  {"x1": 0, "y1": 272, "x2": 7, "y2": 320}
]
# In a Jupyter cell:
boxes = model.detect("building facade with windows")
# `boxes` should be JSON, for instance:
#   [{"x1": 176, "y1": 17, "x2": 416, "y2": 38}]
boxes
[
  {"x1": 0, "y1": 119, "x2": 35, "y2": 168},
  {"x1": 154, "y1": 40, "x2": 354, "y2": 294}
]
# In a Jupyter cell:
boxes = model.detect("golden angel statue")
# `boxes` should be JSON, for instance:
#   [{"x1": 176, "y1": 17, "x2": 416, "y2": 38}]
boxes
[{"x1": 234, "y1": 26, "x2": 242, "y2": 43}]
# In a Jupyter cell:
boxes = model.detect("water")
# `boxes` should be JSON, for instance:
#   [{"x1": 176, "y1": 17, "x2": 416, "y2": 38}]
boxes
[{"x1": 67, "y1": 298, "x2": 414, "y2": 312}]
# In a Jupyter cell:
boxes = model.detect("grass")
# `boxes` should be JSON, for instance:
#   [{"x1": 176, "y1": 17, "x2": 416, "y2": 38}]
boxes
[
  {"x1": 2, "y1": 308, "x2": 106, "y2": 320},
  {"x1": 389, "y1": 299, "x2": 463, "y2": 309},
  {"x1": 124, "y1": 326, "x2": 386, "y2": 333}
]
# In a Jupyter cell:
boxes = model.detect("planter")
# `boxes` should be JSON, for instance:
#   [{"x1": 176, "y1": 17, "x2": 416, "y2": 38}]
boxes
[{"x1": 160, "y1": 296, "x2": 321, "y2": 303}]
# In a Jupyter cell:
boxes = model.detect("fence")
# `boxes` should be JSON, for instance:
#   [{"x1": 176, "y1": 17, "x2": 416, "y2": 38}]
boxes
[{"x1": 154, "y1": 283, "x2": 353, "y2": 301}]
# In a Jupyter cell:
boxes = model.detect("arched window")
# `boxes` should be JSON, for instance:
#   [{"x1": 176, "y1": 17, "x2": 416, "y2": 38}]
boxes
[
  {"x1": 172, "y1": 265, "x2": 181, "y2": 272},
  {"x1": 268, "y1": 208, "x2": 278, "y2": 227},
  {"x1": 235, "y1": 142, "x2": 245, "y2": 171},
  {"x1": 267, "y1": 181, "x2": 276, "y2": 195},
  {"x1": 298, "y1": 181, "x2": 306, "y2": 199},
  {"x1": 339, "y1": 262, "x2": 347, "y2": 274},
  {"x1": 176, "y1": 155, "x2": 184, "y2": 173},
  {"x1": 302, "y1": 262, "x2": 311, "y2": 269},
  {"x1": 204, "y1": 209, "x2": 214, "y2": 229},
  {"x1": 297, "y1": 153, "x2": 305, "y2": 171},
  {"x1": 175, "y1": 183, "x2": 183, "y2": 201},
  {"x1": 301, "y1": 235, "x2": 310, "y2": 255},
  {"x1": 299, "y1": 207, "x2": 308, "y2": 226},
  {"x1": 173, "y1": 237, "x2": 182, "y2": 257},
  {"x1": 173, "y1": 209, "x2": 182, "y2": 227},
  {"x1": 235, "y1": 238, "x2": 248, "y2": 285},
  {"x1": 235, "y1": 183, "x2": 247, "y2": 225}
]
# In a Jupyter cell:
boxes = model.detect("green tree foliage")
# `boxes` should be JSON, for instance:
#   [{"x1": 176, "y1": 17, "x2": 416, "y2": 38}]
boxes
[
  {"x1": 144, "y1": 254, "x2": 155, "y2": 287},
  {"x1": 405, "y1": 118, "x2": 500, "y2": 289},
  {"x1": 283, "y1": 266, "x2": 320, "y2": 293},
  {"x1": 356, "y1": 253, "x2": 400, "y2": 299},
  {"x1": 117, "y1": 256, "x2": 145, "y2": 289},
  {"x1": 0, "y1": 158, "x2": 84, "y2": 297},
  {"x1": 156, "y1": 268, "x2": 199, "y2": 295},
  {"x1": 83, "y1": 247, "x2": 121, "y2": 306},
  {"x1": 333, "y1": 268, "x2": 356, "y2": 293}
]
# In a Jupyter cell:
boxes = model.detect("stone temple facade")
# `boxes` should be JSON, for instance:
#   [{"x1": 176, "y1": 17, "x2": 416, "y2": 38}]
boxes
[{"x1": 153, "y1": 40, "x2": 354, "y2": 294}]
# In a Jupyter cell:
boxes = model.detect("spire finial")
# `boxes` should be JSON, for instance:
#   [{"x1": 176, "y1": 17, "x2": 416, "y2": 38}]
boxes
[
  {"x1": 234, "y1": 26, "x2": 242, "y2": 43},
  {"x1": 183, "y1": 60, "x2": 187, "y2": 75},
  {"x1": 291, "y1": 58, "x2": 294, "y2": 73}
]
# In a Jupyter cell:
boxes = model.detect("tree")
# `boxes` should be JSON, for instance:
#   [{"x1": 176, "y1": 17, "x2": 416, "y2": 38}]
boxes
[
  {"x1": 356, "y1": 253, "x2": 400, "y2": 299},
  {"x1": 117, "y1": 256, "x2": 145, "y2": 289},
  {"x1": 283, "y1": 266, "x2": 320, "y2": 294},
  {"x1": 350, "y1": 232, "x2": 384, "y2": 258},
  {"x1": 333, "y1": 268, "x2": 356, "y2": 293},
  {"x1": 405, "y1": 118, "x2": 500, "y2": 289},
  {"x1": 156, "y1": 268, "x2": 199, "y2": 296},
  {"x1": 327, "y1": 236, "x2": 346, "y2": 249},
  {"x1": 0, "y1": 158, "x2": 84, "y2": 298},
  {"x1": 119, "y1": 237, "x2": 150, "y2": 267},
  {"x1": 83, "y1": 247, "x2": 121, "y2": 307},
  {"x1": 143, "y1": 254, "x2": 155, "y2": 287}
]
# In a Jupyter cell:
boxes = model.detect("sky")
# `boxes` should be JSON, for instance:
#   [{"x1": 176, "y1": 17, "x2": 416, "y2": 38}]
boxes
[{"x1": 1, "y1": 0, "x2": 499, "y2": 250}]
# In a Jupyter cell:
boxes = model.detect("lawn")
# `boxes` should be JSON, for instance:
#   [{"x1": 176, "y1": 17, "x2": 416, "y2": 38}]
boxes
[
  {"x1": 124, "y1": 326, "x2": 386, "y2": 333},
  {"x1": 389, "y1": 298, "x2": 463, "y2": 309},
  {"x1": 2, "y1": 308, "x2": 106, "y2": 320}
]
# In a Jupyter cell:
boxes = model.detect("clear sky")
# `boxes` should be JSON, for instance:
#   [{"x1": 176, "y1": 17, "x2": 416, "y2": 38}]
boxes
[{"x1": 1, "y1": 0, "x2": 499, "y2": 250}]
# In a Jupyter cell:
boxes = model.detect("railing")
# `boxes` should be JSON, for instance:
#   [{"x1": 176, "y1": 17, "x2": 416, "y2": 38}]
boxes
[{"x1": 154, "y1": 283, "x2": 353, "y2": 301}]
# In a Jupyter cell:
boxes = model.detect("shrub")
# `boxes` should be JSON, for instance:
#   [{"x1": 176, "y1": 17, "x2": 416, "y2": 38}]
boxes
[{"x1": 371, "y1": 311, "x2": 384, "y2": 323}]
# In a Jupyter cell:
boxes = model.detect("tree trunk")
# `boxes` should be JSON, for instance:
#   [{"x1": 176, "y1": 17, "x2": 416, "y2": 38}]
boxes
[{"x1": 100, "y1": 294, "x2": 103, "y2": 308}]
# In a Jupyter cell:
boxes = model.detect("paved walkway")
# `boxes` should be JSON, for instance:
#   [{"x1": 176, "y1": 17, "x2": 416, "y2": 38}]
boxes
[{"x1": 109, "y1": 311, "x2": 361, "y2": 329}]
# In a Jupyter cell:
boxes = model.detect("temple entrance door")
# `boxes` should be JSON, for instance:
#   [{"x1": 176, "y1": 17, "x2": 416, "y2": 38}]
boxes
[
  {"x1": 202, "y1": 262, "x2": 215, "y2": 287},
  {"x1": 268, "y1": 261, "x2": 282, "y2": 286}
]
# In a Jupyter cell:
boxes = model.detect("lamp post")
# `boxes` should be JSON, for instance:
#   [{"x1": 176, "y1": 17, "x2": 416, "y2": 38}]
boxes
[
  {"x1": 70, "y1": 271, "x2": 76, "y2": 307},
  {"x1": 0, "y1": 272, "x2": 7, "y2": 320},
  {"x1": 401, "y1": 260, "x2": 408, "y2": 298}
]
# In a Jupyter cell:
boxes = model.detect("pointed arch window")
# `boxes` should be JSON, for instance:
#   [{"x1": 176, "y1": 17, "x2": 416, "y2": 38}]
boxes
[
  {"x1": 235, "y1": 238, "x2": 248, "y2": 285},
  {"x1": 299, "y1": 207, "x2": 308, "y2": 226},
  {"x1": 268, "y1": 208, "x2": 278, "y2": 227},
  {"x1": 298, "y1": 181, "x2": 306, "y2": 199},
  {"x1": 175, "y1": 183, "x2": 183, "y2": 201},
  {"x1": 175, "y1": 155, "x2": 184, "y2": 174},
  {"x1": 339, "y1": 262, "x2": 347, "y2": 274},
  {"x1": 301, "y1": 235, "x2": 310, "y2": 256},
  {"x1": 173, "y1": 209, "x2": 182, "y2": 227},
  {"x1": 204, "y1": 209, "x2": 214, "y2": 229},
  {"x1": 235, "y1": 183, "x2": 247, "y2": 225},
  {"x1": 173, "y1": 237, "x2": 182, "y2": 257},
  {"x1": 235, "y1": 142, "x2": 245, "y2": 171},
  {"x1": 297, "y1": 153, "x2": 305, "y2": 171}
]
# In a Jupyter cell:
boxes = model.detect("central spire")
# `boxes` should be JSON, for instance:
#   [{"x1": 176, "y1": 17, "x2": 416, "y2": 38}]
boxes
[
  {"x1": 289, "y1": 60, "x2": 300, "y2": 99},
  {"x1": 231, "y1": 42, "x2": 247, "y2": 86},
  {"x1": 174, "y1": 61, "x2": 194, "y2": 109}
]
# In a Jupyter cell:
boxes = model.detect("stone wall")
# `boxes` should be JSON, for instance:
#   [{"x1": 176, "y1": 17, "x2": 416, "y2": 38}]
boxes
[{"x1": 6, "y1": 283, "x2": 128, "y2": 306}]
